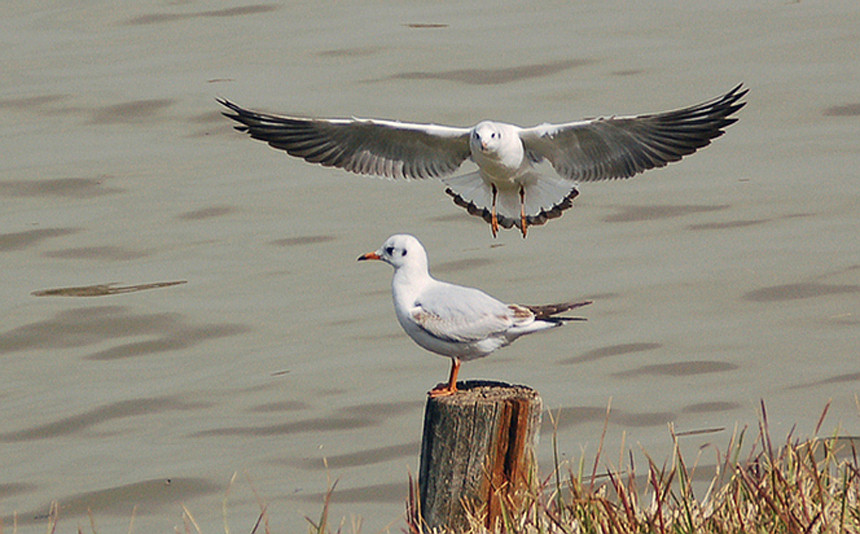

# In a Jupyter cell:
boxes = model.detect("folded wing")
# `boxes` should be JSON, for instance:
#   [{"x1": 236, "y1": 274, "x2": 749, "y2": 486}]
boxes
[
  {"x1": 218, "y1": 99, "x2": 472, "y2": 180},
  {"x1": 519, "y1": 83, "x2": 748, "y2": 182},
  {"x1": 410, "y1": 285, "x2": 516, "y2": 343}
]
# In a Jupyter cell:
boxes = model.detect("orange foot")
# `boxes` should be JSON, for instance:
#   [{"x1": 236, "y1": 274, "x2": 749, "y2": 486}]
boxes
[
  {"x1": 429, "y1": 383, "x2": 457, "y2": 397},
  {"x1": 519, "y1": 186, "x2": 528, "y2": 238},
  {"x1": 429, "y1": 358, "x2": 461, "y2": 398},
  {"x1": 490, "y1": 184, "x2": 499, "y2": 238}
]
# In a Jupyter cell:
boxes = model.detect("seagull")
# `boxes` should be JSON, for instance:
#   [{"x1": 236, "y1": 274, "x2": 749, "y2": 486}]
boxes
[
  {"x1": 357, "y1": 234, "x2": 591, "y2": 397},
  {"x1": 219, "y1": 84, "x2": 747, "y2": 237}
]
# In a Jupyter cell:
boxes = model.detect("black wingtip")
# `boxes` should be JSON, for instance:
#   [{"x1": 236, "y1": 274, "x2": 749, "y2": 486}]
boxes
[
  {"x1": 215, "y1": 96, "x2": 237, "y2": 112},
  {"x1": 215, "y1": 97, "x2": 243, "y2": 122},
  {"x1": 718, "y1": 83, "x2": 749, "y2": 114}
]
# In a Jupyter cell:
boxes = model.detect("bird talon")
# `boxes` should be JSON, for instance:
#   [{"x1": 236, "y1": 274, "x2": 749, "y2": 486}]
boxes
[
  {"x1": 429, "y1": 384, "x2": 457, "y2": 398},
  {"x1": 490, "y1": 184, "x2": 500, "y2": 238},
  {"x1": 430, "y1": 357, "x2": 461, "y2": 397}
]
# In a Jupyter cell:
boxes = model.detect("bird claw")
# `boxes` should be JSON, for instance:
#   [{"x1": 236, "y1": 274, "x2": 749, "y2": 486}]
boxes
[
  {"x1": 430, "y1": 358, "x2": 461, "y2": 397},
  {"x1": 429, "y1": 384, "x2": 457, "y2": 398}
]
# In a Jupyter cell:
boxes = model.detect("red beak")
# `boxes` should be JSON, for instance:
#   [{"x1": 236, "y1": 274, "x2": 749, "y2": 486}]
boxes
[{"x1": 357, "y1": 251, "x2": 381, "y2": 261}]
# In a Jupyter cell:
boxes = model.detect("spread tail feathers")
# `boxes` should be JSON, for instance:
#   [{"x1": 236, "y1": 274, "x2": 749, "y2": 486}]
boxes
[{"x1": 442, "y1": 172, "x2": 579, "y2": 230}]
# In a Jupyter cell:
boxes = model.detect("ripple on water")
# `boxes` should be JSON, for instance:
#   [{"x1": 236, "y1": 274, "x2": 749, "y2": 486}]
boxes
[
  {"x1": 43, "y1": 245, "x2": 151, "y2": 260},
  {"x1": 191, "y1": 415, "x2": 378, "y2": 438},
  {"x1": 541, "y1": 405, "x2": 677, "y2": 431},
  {"x1": 0, "y1": 396, "x2": 209, "y2": 443},
  {"x1": 0, "y1": 228, "x2": 79, "y2": 252},
  {"x1": 0, "y1": 306, "x2": 250, "y2": 361},
  {"x1": 602, "y1": 204, "x2": 728, "y2": 223},
  {"x1": 788, "y1": 371, "x2": 860, "y2": 390},
  {"x1": 0, "y1": 177, "x2": 123, "y2": 198},
  {"x1": 612, "y1": 360, "x2": 739, "y2": 378},
  {"x1": 123, "y1": 4, "x2": 280, "y2": 26},
  {"x1": 681, "y1": 401, "x2": 742, "y2": 414},
  {"x1": 176, "y1": 205, "x2": 236, "y2": 220},
  {"x1": 384, "y1": 59, "x2": 593, "y2": 86},
  {"x1": 8, "y1": 477, "x2": 221, "y2": 527},
  {"x1": 88, "y1": 99, "x2": 174, "y2": 125},
  {"x1": 299, "y1": 481, "x2": 407, "y2": 504},
  {"x1": 823, "y1": 103, "x2": 860, "y2": 116},
  {"x1": 270, "y1": 235, "x2": 337, "y2": 247},
  {"x1": 743, "y1": 282, "x2": 860, "y2": 302},
  {"x1": 559, "y1": 342, "x2": 662, "y2": 365},
  {"x1": 285, "y1": 442, "x2": 420, "y2": 470}
]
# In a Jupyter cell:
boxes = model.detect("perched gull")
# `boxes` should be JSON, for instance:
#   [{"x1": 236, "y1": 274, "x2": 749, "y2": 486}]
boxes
[
  {"x1": 357, "y1": 234, "x2": 591, "y2": 396},
  {"x1": 219, "y1": 84, "x2": 747, "y2": 237}
]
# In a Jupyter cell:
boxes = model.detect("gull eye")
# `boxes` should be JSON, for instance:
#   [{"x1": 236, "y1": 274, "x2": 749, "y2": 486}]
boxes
[
  {"x1": 401, "y1": 249, "x2": 407, "y2": 257},
  {"x1": 385, "y1": 246, "x2": 394, "y2": 255}
]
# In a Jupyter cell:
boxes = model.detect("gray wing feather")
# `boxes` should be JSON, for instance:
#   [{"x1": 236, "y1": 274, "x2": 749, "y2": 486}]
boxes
[
  {"x1": 218, "y1": 99, "x2": 472, "y2": 180},
  {"x1": 519, "y1": 84, "x2": 747, "y2": 182},
  {"x1": 412, "y1": 285, "x2": 512, "y2": 342}
]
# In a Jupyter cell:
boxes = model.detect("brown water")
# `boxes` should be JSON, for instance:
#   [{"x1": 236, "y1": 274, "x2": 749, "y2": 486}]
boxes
[{"x1": 2, "y1": 1, "x2": 858, "y2": 532}]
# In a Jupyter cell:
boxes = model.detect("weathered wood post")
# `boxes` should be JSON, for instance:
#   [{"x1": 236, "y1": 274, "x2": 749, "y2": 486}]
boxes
[{"x1": 418, "y1": 380, "x2": 542, "y2": 532}]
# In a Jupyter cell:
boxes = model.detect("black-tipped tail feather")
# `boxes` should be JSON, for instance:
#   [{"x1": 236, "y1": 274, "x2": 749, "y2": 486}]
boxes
[
  {"x1": 526, "y1": 300, "x2": 592, "y2": 322},
  {"x1": 445, "y1": 187, "x2": 579, "y2": 230}
]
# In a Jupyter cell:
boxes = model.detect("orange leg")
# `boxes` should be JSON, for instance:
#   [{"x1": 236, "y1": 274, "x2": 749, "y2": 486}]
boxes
[
  {"x1": 519, "y1": 186, "x2": 528, "y2": 238},
  {"x1": 490, "y1": 184, "x2": 499, "y2": 238},
  {"x1": 429, "y1": 358, "x2": 461, "y2": 397}
]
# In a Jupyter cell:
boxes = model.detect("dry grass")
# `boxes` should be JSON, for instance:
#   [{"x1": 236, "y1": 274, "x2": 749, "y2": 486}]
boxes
[{"x1": 406, "y1": 400, "x2": 860, "y2": 534}]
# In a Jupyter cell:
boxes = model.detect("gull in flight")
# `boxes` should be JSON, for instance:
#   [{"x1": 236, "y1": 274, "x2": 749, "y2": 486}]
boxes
[
  {"x1": 219, "y1": 84, "x2": 747, "y2": 237},
  {"x1": 357, "y1": 234, "x2": 591, "y2": 396}
]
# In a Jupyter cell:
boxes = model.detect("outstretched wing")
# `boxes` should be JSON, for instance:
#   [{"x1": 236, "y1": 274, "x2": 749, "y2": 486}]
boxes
[
  {"x1": 519, "y1": 84, "x2": 748, "y2": 182},
  {"x1": 218, "y1": 99, "x2": 472, "y2": 180}
]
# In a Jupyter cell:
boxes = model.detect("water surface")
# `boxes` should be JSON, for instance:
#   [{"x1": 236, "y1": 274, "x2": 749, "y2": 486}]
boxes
[{"x1": 2, "y1": 1, "x2": 858, "y2": 532}]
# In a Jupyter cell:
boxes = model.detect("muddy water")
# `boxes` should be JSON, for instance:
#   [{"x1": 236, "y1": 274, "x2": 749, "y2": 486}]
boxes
[{"x1": 2, "y1": 1, "x2": 858, "y2": 532}]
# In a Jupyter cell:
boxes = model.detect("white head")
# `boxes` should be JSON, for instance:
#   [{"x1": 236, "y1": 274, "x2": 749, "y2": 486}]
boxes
[
  {"x1": 470, "y1": 121, "x2": 523, "y2": 170},
  {"x1": 357, "y1": 234, "x2": 429, "y2": 275},
  {"x1": 471, "y1": 121, "x2": 505, "y2": 154}
]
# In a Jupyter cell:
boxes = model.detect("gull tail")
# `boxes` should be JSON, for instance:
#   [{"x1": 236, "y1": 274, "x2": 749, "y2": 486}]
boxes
[
  {"x1": 525, "y1": 300, "x2": 592, "y2": 322},
  {"x1": 442, "y1": 172, "x2": 579, "y2": 231}
]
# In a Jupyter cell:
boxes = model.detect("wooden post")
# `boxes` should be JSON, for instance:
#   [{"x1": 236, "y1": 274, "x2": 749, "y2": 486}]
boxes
[{"x1": 418, "y1": 380, "x2": 542, "y2": 532}]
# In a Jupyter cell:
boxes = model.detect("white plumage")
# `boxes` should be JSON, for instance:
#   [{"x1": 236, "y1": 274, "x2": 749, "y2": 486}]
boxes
[
  {"x1": 358, "y1": 234, "x2": 590, "y2": 396},
  {"x1": 220, "y1": 84, "x2": 747, "y2": 237}
]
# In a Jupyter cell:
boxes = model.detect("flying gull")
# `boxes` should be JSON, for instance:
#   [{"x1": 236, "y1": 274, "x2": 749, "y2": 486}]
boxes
[
  {"x1": 357, "y1": 234, "x2": 590, "y2": 396},
  {"x1": 219, "y1": 84, "x2": 747, "y2": 237}
]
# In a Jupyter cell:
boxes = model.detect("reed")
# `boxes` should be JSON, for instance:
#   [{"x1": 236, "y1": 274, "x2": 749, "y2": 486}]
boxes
[{"x1": 406, "y1": 400, "x2": 860, "y2": 534}]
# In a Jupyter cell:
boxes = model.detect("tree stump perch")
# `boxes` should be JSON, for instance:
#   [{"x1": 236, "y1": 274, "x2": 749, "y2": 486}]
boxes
[{"x1": 418, "y1": 380, "x2": 542, "y2": 532}]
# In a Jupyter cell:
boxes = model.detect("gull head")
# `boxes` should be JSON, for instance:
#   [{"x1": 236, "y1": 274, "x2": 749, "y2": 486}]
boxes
[
  {"x1": 471, "y1": 121, "x2": 505, "y2": 155},
  {"x1": 470, "y1": 121, "x2": 523, "y2": 170},
  {"x1": 357, "y1": 234, "x2": 429, "y2": 274}
]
